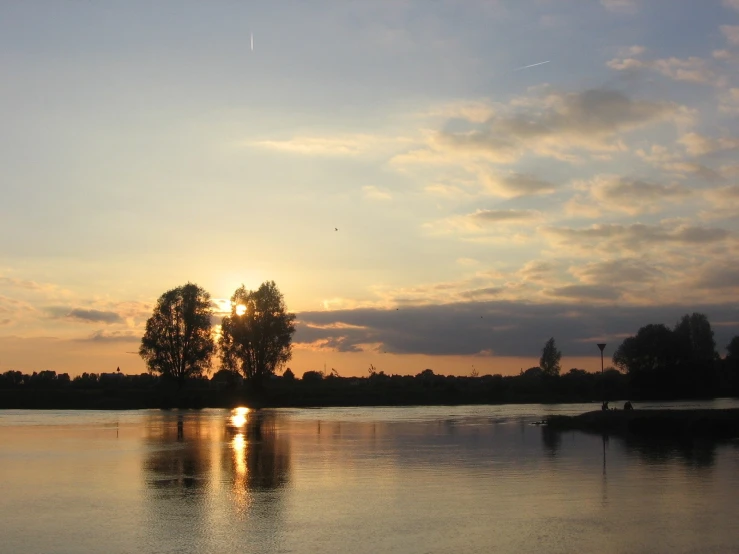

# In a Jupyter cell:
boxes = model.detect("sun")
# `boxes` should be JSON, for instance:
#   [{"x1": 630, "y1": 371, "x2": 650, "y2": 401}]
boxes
[{"x1": 235, "y1": 304, "x2": 247, "y2": 316}]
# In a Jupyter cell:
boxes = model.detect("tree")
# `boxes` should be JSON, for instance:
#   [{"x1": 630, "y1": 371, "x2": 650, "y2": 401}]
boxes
[
  {"x1": 219, "y1": 281, "x2": 296, "y2": 389},
  {"x1": 673, "y1": 313, "x2": 717, "y2": 362},
  {"x1": 539, "y1": 338, "x2": 562, "y2": 377},
  {"x1": 139, "y1": 283, "x2": 215, "y2": 387},
  {"x1": 301, "y1": 370, "x2": 323, "y2": 382},
  {"x1": 613, "y1": 324, "x2": 677, "y2": 375},
  {"x1": 727, "y1": 336, "x2": 739, "y2": 359}
]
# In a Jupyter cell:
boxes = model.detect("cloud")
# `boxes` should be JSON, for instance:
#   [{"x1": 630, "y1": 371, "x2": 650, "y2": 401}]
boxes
[
  {"x1": 423, "y1": 182, "x2": 474, "y2": 198},
  {"x1": 600, "y1": 0, "x2": 639, "y2": 14},
  {"x1": 458, "y1": 287, "x2": 505, "y2": 299},
  {"x1": 423, "y1": 100, "x2": 497, "y2": 123},
  {"x1": 393, "y1": 88, "x2": 684, "y2": 169},
  {"x1": 79, "y1": 330, "x2": 140, "y2": 343},
  {"x1": 720, "y1": 88, "x2": 739, "y2": 114},
  {"x1": 577, "y1": 175, "x2": 691, "y2": 215},
  {"x1": 544, "y1": 284, "x2": 622, "y2": 301},
  {"x1": 362, "y1": 185, "x2": 392, "y2": 200},
  {"x1": 678, "y1": 132, "x2": 739, "y2": 156},
  {"x1": 470, "y1": 209, "x2": 541, "y2": 223},
  {"x1": 713, "y1": 49, "x2": 733, "y2": 60},
  {"x1": 456, "y1": 257, "x2": 480, "y2": 266},
  {"x1": 47, "y1": 307, "x2": 124, "y2": 324},
  {"x1": 543, "y1": 223, "x2": 729, "y2": 252},
  {"x1": 724, "y1": 0, "x2": 739, "y2": 12},
  {"x1": 249, "y1": 134, "x2": 407, "y2": 157},
  {"x1": 702, "y1": 185, "x2": 739, "y2": 219},
  {"x1": 517, "y1": 261, "x2": 558, "y2": 283},
  {"x1": 636, "y1": 144, "x2": 723, "y2": 181},
  {"x1": 570, "y1": 259, "x2": 663, "y2": 285},
  {"x1": 622, "y1": 45, "x2": 646, "y2": 57},
  {"x1": 481, "y1": 173, "x2": 557, "y2": 197},
  {"x1": 294, "y1": 337, "x2": 364, "y2": 353},
  {"x1": 721, "y1": 25, "x2": 739, "y2": 46},
  {"x1": 0, "y1": 277, "x2": 43, "y2": 290},
  {"x1": 694, "y1": 264, "x2": 739, "y2": 289},
  {"x1": 705, "y1": 184, "x2": 739, "y2": 204},
  {"x1": 489, "y1": 89, "x2": 677, "y2": 154},
  {"x1": 607, "y1": 55, "x2": 715, "y2": 84},
  {"x1": 295, "y1": 301, "x2": 739, "y2": 357},
  {"x1": 427, "y1": 209, "x2": 541, "y2": 238}
]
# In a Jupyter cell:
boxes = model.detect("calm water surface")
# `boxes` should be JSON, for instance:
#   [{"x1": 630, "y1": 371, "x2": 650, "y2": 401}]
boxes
[{"x1": 2, "y1": 401, "x2": 739, "y2": 554}]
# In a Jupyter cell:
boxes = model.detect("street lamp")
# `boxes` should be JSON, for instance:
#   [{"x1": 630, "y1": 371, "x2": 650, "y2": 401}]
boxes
[{"x1": 597, "y1": 343, "x2": 606, "y2": 407}]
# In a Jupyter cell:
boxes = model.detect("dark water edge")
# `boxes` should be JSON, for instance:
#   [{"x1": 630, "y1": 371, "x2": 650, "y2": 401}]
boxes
[
  {"x1": 547, "y1": 408, "x2": 739, "y2": 439},
  {"x1": 1, "y1": 385, "x2": 735, "y2": 413}
]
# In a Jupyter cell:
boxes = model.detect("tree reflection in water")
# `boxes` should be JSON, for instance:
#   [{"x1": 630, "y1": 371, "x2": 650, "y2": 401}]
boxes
[
  {"x1": 141, "y1": 409, "x2": 292, "y2": 552},
  {"x1": 145, "y1": 413, "x2": 213, "y2": 492},
  {"x1": 143, "y1": 409, "x2": 291, "y2": 508},
  {"x1": 540, "y1": 425, "x2": 725, "y2": 469},
  {"x1": 540, "y1": 425, "x2": 561, "y2": 457},
  {"x1": 226, "y1": 408, "x2": 291, "y2": 514}
]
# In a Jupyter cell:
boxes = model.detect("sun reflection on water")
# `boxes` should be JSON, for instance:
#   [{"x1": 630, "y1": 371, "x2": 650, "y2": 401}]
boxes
[
  {"x1": 230, "y1": 407, "x2": 249, "y2": 429},
  {"x1": 232, "y1": 432, "x2": 247, "y2": 476},
  {"x1": 229, "y1": 410, "x2": 251, "y2": 512}
]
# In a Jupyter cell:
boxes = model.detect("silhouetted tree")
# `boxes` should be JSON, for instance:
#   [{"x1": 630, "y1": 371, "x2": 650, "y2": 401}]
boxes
[
  {"x1": 211, "y1": 368, "x2": 242, "y2": 389},
  {"x1": 613, "y1": 324, "x2": 678, "y2": 375},
  {"x1": 613, "y1": 323, "x2": 687, "y2": 397},
  {"x1": 673, "y1": 313, "x2": 717, "y2": 362},
  {"x1": 283, "y1": 368, "x2": 295, "y2": 381},
  {"x1": 726, "y1": 335, "x2": 739, "y2": 359},
  {"x1": 539, "y1": 338, "x2": 562, "y2": 377},
  {"x1": 724, "y1": 335, "x2": 739, "y2": 395},
  {"x1": 301, "y1": 370, "x2": 323, "y2": 382},
  {"x1": 139, "y1": 283, "x2": 215, "y2": 388},
  {"x1": 219, "y1": 281, "x2": 296, "y2": 390}
]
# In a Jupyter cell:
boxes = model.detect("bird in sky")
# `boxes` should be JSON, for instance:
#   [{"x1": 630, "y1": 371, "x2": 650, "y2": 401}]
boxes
[{"x1": 335, "y1": 227, "x2": 338, "y2": 231}]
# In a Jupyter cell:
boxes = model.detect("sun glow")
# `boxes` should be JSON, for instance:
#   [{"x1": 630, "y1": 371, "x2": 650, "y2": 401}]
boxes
[
  {"x1": 230, "y1": 406, "x2": 249, "y2": 428},
  {"x1": 235, "y1": 304, "x2": 247, "y2": 316}
]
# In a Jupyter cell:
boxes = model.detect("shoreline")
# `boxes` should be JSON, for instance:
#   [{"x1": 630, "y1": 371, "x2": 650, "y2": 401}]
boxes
[{"x1": 546, "y1": 408, "x2": 739, "y2": 439}]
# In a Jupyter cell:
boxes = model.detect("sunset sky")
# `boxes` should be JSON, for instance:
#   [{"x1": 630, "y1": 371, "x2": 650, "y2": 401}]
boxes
[{"x1": 2, "y1": 0, "x2": 739, "y2": 377}]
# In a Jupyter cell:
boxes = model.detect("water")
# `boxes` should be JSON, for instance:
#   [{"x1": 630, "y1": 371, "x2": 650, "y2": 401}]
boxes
[{"x1": 1, "y1": 401, "x2": 739, "y2": 554}]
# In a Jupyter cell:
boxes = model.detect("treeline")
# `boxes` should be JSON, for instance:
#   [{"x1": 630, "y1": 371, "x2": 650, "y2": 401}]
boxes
[
  {"x1": 613, "y1": 313, "x2": 739, "y2": 399},
  {"x1": 2, "y1": 299, "x2": 737, "y2": 408},
  {"x1": 0, "y1": 366, "x2": 625, "y2": 408}
]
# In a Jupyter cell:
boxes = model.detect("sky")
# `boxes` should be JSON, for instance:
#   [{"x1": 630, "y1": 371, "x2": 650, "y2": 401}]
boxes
[{"x1": 2, "y1": 0, "x2": 739, "y2": 378}]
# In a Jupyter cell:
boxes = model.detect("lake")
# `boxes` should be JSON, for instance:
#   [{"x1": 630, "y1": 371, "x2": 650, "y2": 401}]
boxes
[{"x1": 2, "y1": 401, "x2": 739, "y2": 554}]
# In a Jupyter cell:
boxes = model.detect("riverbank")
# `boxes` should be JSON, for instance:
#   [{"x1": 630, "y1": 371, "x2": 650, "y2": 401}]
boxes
[
  {"x1": 0, "y1": 384, "x2": 608, "y2": 410},
  {"x1": 546, "y1": 408, "x2": 739, "y2": 438}
]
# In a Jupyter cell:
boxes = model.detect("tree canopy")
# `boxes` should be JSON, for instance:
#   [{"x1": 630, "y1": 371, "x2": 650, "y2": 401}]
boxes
[
  {"x1": 612, "y1": 313, "x2": 721, "y2": 398},
  {"x1": 219, "y1": 281, "x2": 296, "y2": 389},
  {"x1": 673, "y1": 312, "x2": 717, "y2": 362},
  {"x1": 539, "y1": 338, "x2": 562, "y2": 377},
  {"x1": 139, "y1": 283, "x2": 215, "y2": 386},
  {"x1": 613, "y1": 323, "x2": 678, "y2": 375},
  {"x1": 727, "y1": 336, "x2": 739, "y2": 360}
]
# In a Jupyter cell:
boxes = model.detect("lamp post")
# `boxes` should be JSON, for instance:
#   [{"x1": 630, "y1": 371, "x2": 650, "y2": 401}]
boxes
[{"x1": 597, "y1": 343, "x2": 606, "y2": 406}]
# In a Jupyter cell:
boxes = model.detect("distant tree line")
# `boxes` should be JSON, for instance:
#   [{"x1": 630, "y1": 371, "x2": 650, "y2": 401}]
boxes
[{"x1": 2, "y1": 300, "x2": 738, "y2": 406}]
